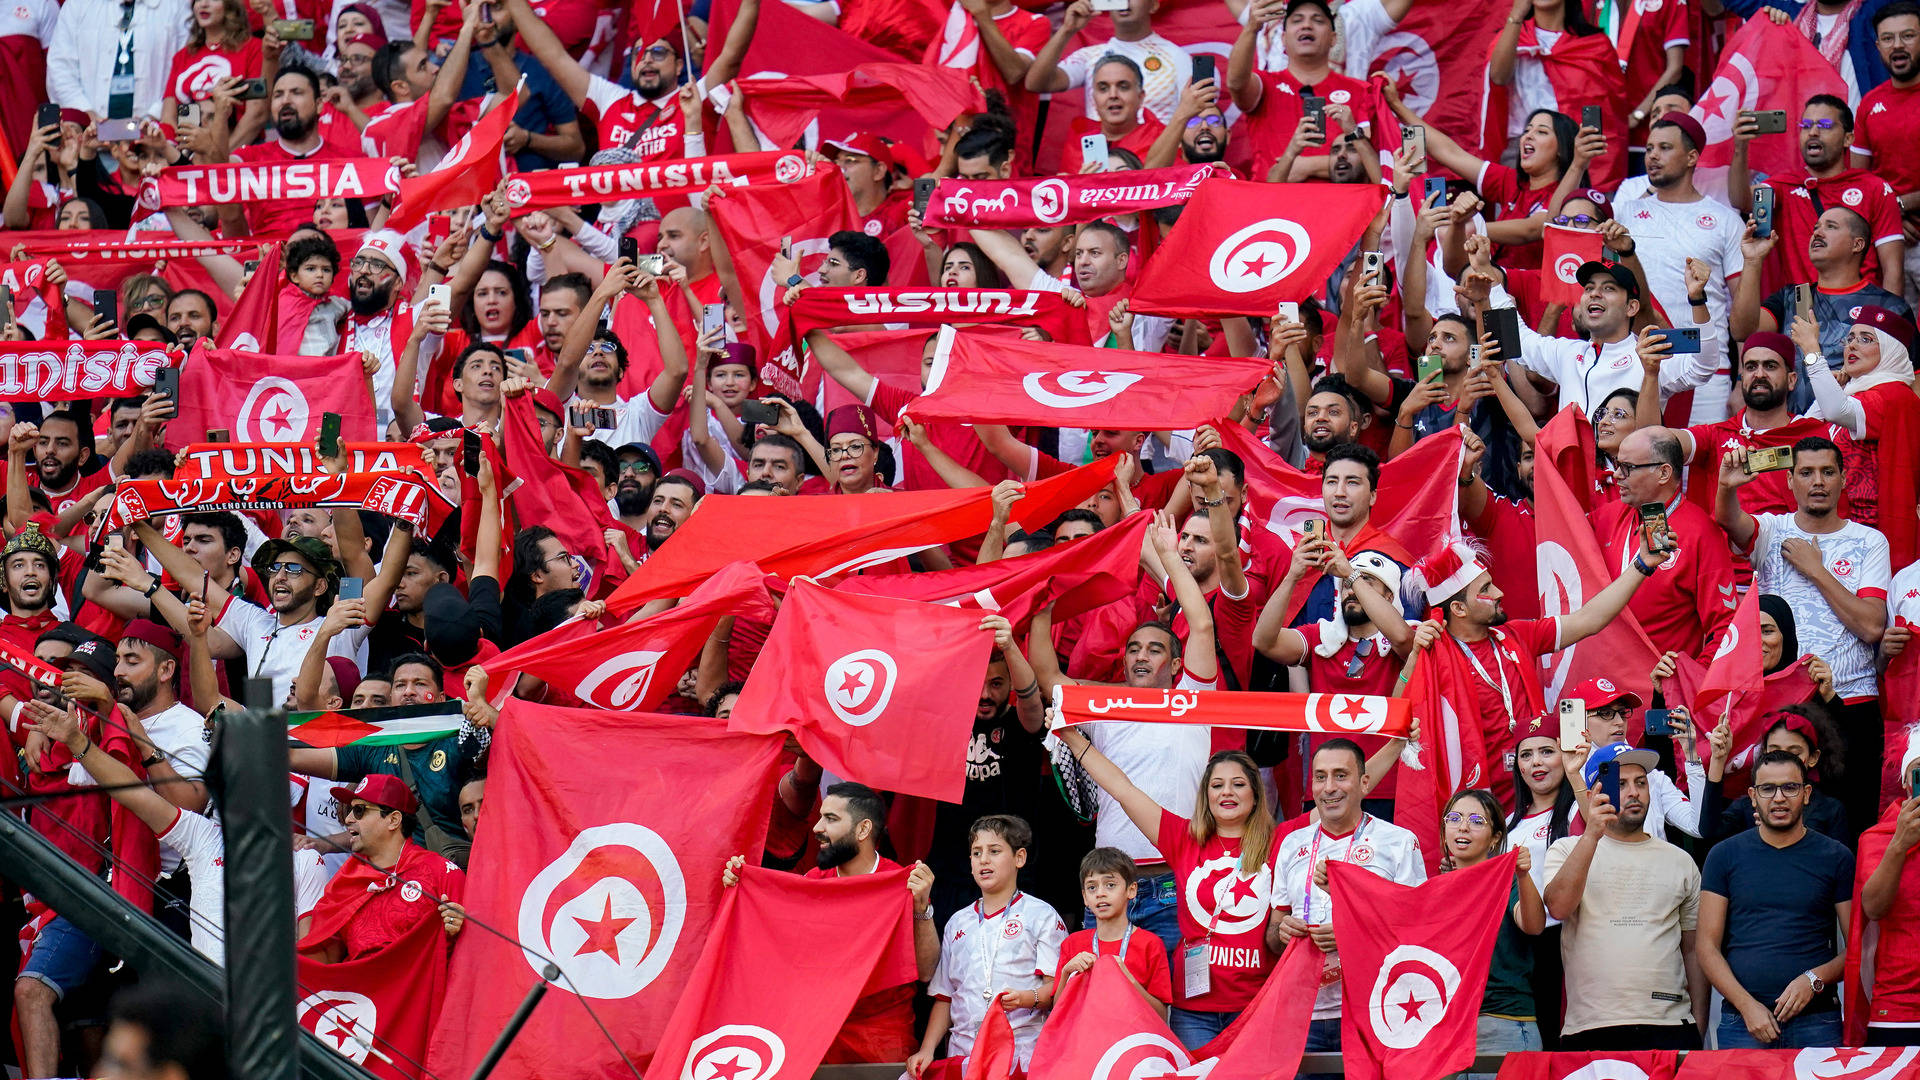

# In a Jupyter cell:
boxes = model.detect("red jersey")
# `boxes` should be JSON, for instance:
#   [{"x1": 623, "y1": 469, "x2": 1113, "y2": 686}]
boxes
[
  {"x1": 1061, "y1": 114, "x2": 1167, "y2": 175},
  {"x1": 1762, "y1": 169, "x2": 1905, "y2": 292},
  {"x1": 1240, "y1": 68, "x2": 1381, "y2": 183},
  {"x1": 301, "y1": 841, "x2": 464, "y2": 961},
  {"x1": 28, "y1": 464, "x2": 112, "y2": 518},
  {"x1": 1056, "y1": 925, "x2": 1173, "y2": 1003},
  {"x1": 804, "y1": 855, "x2": 916, "y2": 1062},
  {"x1": 230, "y1": 137, "x2": 359, "y2": 236},
  {"x1": 1591, "y1": 496, "x2": 1737, "y2": 662},
  {"x1": 1464, "y1": 493, "x2": 1541, "y2": 620},
  {"x1": 1682, "y1": 414, "x2": 1861, "y2": 519},
  {"x1": 868, "y1": 379, "x2": 1016, "y2": 492},
  {"x1": 924, "y1": 2, "x2": 1051, "y2": 155},
  {"x1": 1617, "y1": 0, "x2": 1690, "y2": 132},
  {"x1": 1304, "y1": 631, "x2": 1401, "y2": 797},
  {"x1": 1853, "y1": 80, "x2": 1920, "y2": 197},
  {"x1": 166, "y1": 38, "x2": 263, "y2": 105},
  {"x1": 1156, "y1": 807, "x2": 1277, "y2": 1012},
  {"x1": 1477, "y1": 161, "x2": 1558, "y2": 270},
  {"x1": 1459, "y1": 618, "x2": 1560, "y2": 811}
]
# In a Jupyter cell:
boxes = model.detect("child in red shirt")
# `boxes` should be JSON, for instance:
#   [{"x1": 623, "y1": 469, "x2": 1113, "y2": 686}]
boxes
[{"x1": 1056, "y1": 847, "x2": 1173, "y2": 1013}]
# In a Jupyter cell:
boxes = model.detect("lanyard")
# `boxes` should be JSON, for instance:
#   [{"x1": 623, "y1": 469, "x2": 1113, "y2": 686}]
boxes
[
  {"x1": 973, "y1": 892, "x2": 1022, "y2": 1001},
  {"x1": 1451, "y1": 632, "x2": 1515, "y2": 728},
  {"x1": 110, "y1": 0, "x2": 138, "y2": 120},
  {"x1": 1301, "y1": 814, "x2": 1368, "y2": 924},
  {"x1": 1100, "y1": 923, "x2": 1135, "y2": 963}
]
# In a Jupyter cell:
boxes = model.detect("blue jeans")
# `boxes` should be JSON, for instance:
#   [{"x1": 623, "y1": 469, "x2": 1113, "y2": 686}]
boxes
[
  {"x1": 1170, "y1": 1006, "x2": 1238, "y2": 1050},
  {"x1": 1083, "y1": 870, "x2": 1182, "y2": 962},
  {"x1": 1717, "y1": 1007, "x2": 1843, "y2": 1049},
  {"x1": 1296, "y1": 1017, "x2": 1341, "y2": 1080},
  {"x1": 17, "y1": 916, "x2": 101, "y2": 1001},
  {"x1": 1466, "y1": 1016, "x2": 1542, "y2": 1078}
]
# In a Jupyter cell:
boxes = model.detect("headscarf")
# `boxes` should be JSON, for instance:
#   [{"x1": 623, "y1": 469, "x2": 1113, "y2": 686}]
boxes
[
  {"x1": 1844, "y1": 308, "x2": 1916, "y2": 396},
  {"x1": 1759, "y1": 593, "x2": 1798, "y2": 675}
]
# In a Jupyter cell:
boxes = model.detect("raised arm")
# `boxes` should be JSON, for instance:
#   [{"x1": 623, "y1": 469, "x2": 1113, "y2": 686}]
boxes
[
  {"x1": 1155, "y1": 522, "x2": 1217, "y2": 684},
  {"x1": 23, "y1": 699, "x2": 181, "y2": 835},
  {"x1": 984, "y1": 614, "x2": 1046, "y2": 735},
  {"x1": 130, "y1": 521, "x2": 243, "y2": 658},
  {"x1": 1052, "y1": 724, "x2": 1166, "y2": 846},
  {"x1": 803, "y1": 325, "x2": 878, "y2": 402},
  {"x1": 1556, "y1": 533, "x2": 1658, "y2": 646},
  {"x1": 1713, "y1": 444, "x2": 1761, "y2": 551},
  {"x1": 501, "y1": 0, "x2": 592, "y2": 105},
  {"x1": 1024, "y1": 0, "x2": 1089, "y2": 94}
]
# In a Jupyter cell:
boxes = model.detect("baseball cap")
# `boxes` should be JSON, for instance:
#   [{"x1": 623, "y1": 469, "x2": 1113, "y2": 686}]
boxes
[
  {"x1": 424, "y1": 582, "x2": 484, "y2": 667},
  {"x1": 125, "y1": 313, "x2": 171, "y2": 341},
  {"x1": 530, "y1": 387, "x2": 566, "y2": 422},
  {"x1": 1574, "y1": 259, "x2": 1641, "y2": 301},
  {"x1": 1284, "y1": 0, "x2": 1334, "y2": 18},
  {"x1": 1563, "y1": 677, "x2": 1643, "y2": 713},
  {"x1": 357, "y1": 230, "x2": 411, "y2": 280},
  {"x1": 329, "y1": 774, "x2": 419, "y2": 817},
  {"x1": 823, "y1": 133, "x2": 895, "y2": 170},
  {"x1": 616, "y1": 443, "x2": 663, "y2": 477},
  {"x1": 1582, "y1": 742, "x2": 1660, "y2": 789},
  {"x1": 62, "y1": 638, "x2": 118, "y2": 685}
]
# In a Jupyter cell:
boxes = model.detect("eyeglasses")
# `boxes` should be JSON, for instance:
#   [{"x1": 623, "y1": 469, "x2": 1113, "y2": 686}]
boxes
[
  {"x1": 1588, "y1": 705, "x2": 1631, "y2": 722},
  {"x1": 542, "y1": 551, "x2": 574, "y2": 567},
  {"x1": 264, "y1": 562, "x2": 313, "y2": 578},
  {"x1": 1344, "y1": 636, "x2": 1375, "y2": 679},
  {"x1": 586, "y1": 341, "x2": 618, "y2": 355},
  {"x1": 1443, "y1": 812, "x2": 1491, "y2": 828},
  {"x1": 617, "y1": 460, "x2": 653, "y2": 474},
  {"x1": 130, "y1": 293, "x2": 167, "y2": 311},
  {"x1": 639, "y1": 43, "x2": 674, "y2": 60},
  {"x1": 1612, "y1": 460, "x2": 1667, "y2": 477},
  {"x1": 1755, "y1": 782, "x2": 1807, "y2": 799},
  {"x1": 1552, "y1": 214, "x2": 1601, "y2": 227},
  {"x1": 1591, "y1": 407, "x2": 1634, "y2": 423},
  {"x1": 343, "y1": 803, "x2": 394, "y2": 820},
  {"x1": 1185, "y1": 115, "x2": 1224, "y2": 128},
  {"x1": 826, "y1": 442, "x2": 872, "y2": 460},
  {"x1": 1798, "y1": 119, "x2": 1839, "y2": 131},
  {"x1": 348, "y1": 256, "x2": 396, "y2": 276}
]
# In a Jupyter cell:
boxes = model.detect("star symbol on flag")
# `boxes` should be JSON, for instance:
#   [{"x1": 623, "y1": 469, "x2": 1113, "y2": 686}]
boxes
[
  {"x1": 1334, "y1": 696, "x2": 1369, "y2": 724},
  {"x1": 324, "y1": 1019, "x2": 359, "y2": 1051},
  {"x1": 838, "y1": 668, "x2": 867, "y2": 695},
  {"x1": 1228, "y1": 875, "x2": 1259, "y2": 903},
  {"x1": 1240, "y1": 253, "x2": 1273, "y2": 278},
  {"x1": 1078, "y1": 372, "x2": 1110, "y2": 387},
  {"x1": 571, "y1": 895, "x2": 636, "y2": 963},
  {"x1": 1395, "y1": 990, "x2": 1428, "y2": 1023},
  {"x1": 1827, "y1": 1049, "x2": 1871, "y2": 1068},
  {"x1": 265, "y1": 402, "x2": 294, "y2": 436},
  {"x1": 1698, "y1": 86, "x2": 1730, "y2": 116},
  {"x1": 702, "y1": 1053, "x2": 752, "y2": 1080}
]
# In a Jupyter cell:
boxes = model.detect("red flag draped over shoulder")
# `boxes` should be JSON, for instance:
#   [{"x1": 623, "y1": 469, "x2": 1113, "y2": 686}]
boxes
[
  {"x1": 646, "y1": 866, "x2": 918, "y2": 1080},
  {"x1": 497, "y1": 392, "x2": 626, "y2": 596},
  {"x1": 172, "y1": 343, "x2": 377, "y2": 448},
  {"x1": 1396, "y1": 652, "x2": 1493, "y2": 877},
  {"x1": 728, "y1": 581, "x2": 992, "y2": 803},
  {"x1": 1332, "y1": 853, "x2": 1515, "y2": 1080},
  {"x1": 297, "y1": 914, "x2": 452, "y2": 1080},
  {"x1": 1491, "y1": 27, "x2": 1626, "y2": 188},
  {"x1": 425, "y1": 700, "x2": 785, "y2": 1078}
]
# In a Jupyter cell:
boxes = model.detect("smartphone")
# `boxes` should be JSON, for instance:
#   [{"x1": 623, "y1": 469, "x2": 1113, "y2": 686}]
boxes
[
  {"x1": 1275, "y1": 301, "x2": 1301, "y2": 323},
  {"x1": 1745, "y1": 444, "x2": 1794, "y2": 474},
  {"x1": 179, "y1": 101, "x2": 201, "y2": 128},
  {"x1": 619, "y1": 235, "x2": 640, "y2": 266},
  {"x1": 590, "y1": 407, "x2": 616, "y2": 429},
  {"x1": 1911, "y1": 765, "x2": 1920, "y2": 797},
  {"x1": 98, "y1": 117, "x2": 141, "y2": 142},
  {"x1": 1361, "y1": 250, "x2": 1384, "y2": 283},
  {"x1": 1742, "y1": 109, "x2": 1789, "y2": 135},
  {"x1": 338, "y1": 577, "x2": 364, "y2": 601},
  {"x1": 1639, "y1": 500, "x2": 1671, "y2": 550},
  {"x1": 702, "y1": 303, "x2": 726, "y2": 336},
  {"x1": 1753, "y1": 184, "x2": 1776, "y2": 240},
  {"x1": 1483, "y1": 307, "x2": 1522, "y2": 366},
  {"x1": 1090, "y1": 0, "x2": 1128, "y2": 12},
  {"x1": 1468, "y1": 343, "x2": 1484, "y2": 366},
  {"x1": 780, "y1": 235, "x2": 793, "y2": 260},
  {"x1": 154, "y1": 367, "x2": 180, "y2": 401},
  {"x1": 503, "y1": 347, "x2": 532, "y2": 368},
  {"x1": 1558, "y1": 699, "x2": 1586, "y2": 752},
  {"x1": 93, "y1": 291, "x2": 118, "y2": 327},
  {"x1": 1643, "y1": 708, "x2": 1675, "y2": 737},
  {"x1": 1423, "y1": 176, "x2": 1447, "y2": 208},
  {"x1": 1192, "y1": 55, "x2": 1215, "y2": 85},
  {"x1": 1581, "y1": 105, "x2": 1603, "y2": 132},
  {"x1": 1649, "y1": 326, "x2": 1701, "y2": 353},
  {"x1": 426, "y1": 283, "x2": 451, "y2": 311},
  {"x1": 1302, "y1": 517, "x2": 1326, "y2": 542},
  {"x1": 35, "y1": 103, "x2": 59, "y2": 135},
  {"x1": 913, "y1": 177, "x2": 938, "y2": 217},
  {"x1": 1302, "y1": 94, "x2": 1325, "y2": 144},
  {"x1": 634, "y1": 253, "x2": 667, "y2": 275},
  {"x1": 479, "y1": 1, "x2": 493, "y2": 22},
  {"x1": 0, "y1": 285, "x2": 13, "y2": 333},
  {"x1": 462, "y1": 430, "x2": 481, "y2": 477},
  {"x1": 1402, "y1": 125, "x2": 1426, "y2": 162},
  {"x1": 1794, "y1": 283, "x2": 1814, "y2": 324},
  {"x1": 1594, "y1": 758, "x2": 1621, "y2": 813},
  {"x1": 318, "y1": 412, "x2": 342, "y2": 458},
  {"x1": 738, "y1": 400, "x2": 780, "y2": 427},
  {"x1": 1080, "y1": 133, "x2": 1109, "y2": 169},
  {"x1": 1416, "y1": 353, "x2": 1444, "y2": 383},
  {"x1": 105, "y1": 534, "x2": 125, "y2": 552},
  {"x1": 269, "y1": 17, "x2": 315, "y2": 38},
  {"x1": 206, "y1": 428, "x2": 230, "y2": 442},
  {"x1": 237, "y1": 79, "x2": 267, "y2": 100}
]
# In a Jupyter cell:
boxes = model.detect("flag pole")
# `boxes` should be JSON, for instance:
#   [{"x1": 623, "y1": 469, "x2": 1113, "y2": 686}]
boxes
[{"x1": 465, "y1": 965, "x2": 559, "y2": 1080}]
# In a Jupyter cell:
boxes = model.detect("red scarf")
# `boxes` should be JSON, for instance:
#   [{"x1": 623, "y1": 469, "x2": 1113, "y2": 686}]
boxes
[{"x1": 297, "y1": 840, "x2": 444, "y2": 951}]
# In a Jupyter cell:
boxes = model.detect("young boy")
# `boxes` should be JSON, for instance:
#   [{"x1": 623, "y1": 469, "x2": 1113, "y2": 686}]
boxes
[
  {"x1": 1055, "y1": 847, "x2": 1173, "y2": 1015},
  {"x1": 910, "y1": 815, "x2": 1066, "y2": 1075}
]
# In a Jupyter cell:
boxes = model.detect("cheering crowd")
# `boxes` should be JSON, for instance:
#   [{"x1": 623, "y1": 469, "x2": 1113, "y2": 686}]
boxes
[{"x1": 9, "y1": 0, "x2": 1920, "y2": 1074}]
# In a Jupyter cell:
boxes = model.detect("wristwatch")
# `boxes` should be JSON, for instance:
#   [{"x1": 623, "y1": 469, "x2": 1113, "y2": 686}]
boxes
[
  {"x1": 142, "y1": 752, "x2": 165, "y2": 769},
  {"x1": 1805, "y1": 970, "x2": 1827, "y2": 994},
  {"x1": 784, "y1": 274, "x2": 804, "y2": 287}
]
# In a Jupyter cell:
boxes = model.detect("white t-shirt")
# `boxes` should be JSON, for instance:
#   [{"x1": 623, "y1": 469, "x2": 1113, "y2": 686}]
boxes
[
  {"x1": 1748, "y1": 513, "x2": 1892, "y2": 700},
  {"x1": 1513, "y1": 807, "x2": 1562, "y2": 928},
  {"x1": 1057, "y1": 34, "x2": 1192, "y2": 123},
  {"x1": 1272, "y1": 813, "x2": 1425, "y2": 1018},
  {"x1": 928, "y1": 891, "x2": 1068, "y2": 1067},
  {"x1": 158, "y1": 807, "x2": 329, "y2": 964},
  {"x1": 1889, "y1": 561, "x2": 1920, "y2": 626},
  {"x1": 1085, "y1": 672, "x2": 1215, "y2": 863},
  {"x1": 1546, "y1": 831, "x2": 1700, "y2": 1035},
  {"x1": 215, "y1": 596, "x2": 369, "y2": 705},
  {"x1": 68, "y1": 701, "x2": 210, "y2": 873}
]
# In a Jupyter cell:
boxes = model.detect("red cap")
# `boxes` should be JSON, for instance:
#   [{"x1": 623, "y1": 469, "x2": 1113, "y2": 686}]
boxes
[
  {"x1": 1652, "y1": 112, "x2": 1707, "y2": 154},
  {"x1": 326, "y1": 656, "x2": 363, "y2": 703},
  {"x1": 1853, "y1": 305, "x2": 1918, "y2": 353},
  {"x1": 822, "y1": 133, "x2": 895, "y2": 170},
  {"x1": 1563, "y1": 676, "x2": 1643, "y2": 712},
  {"x1": 329, "y1": 774, "x2": 418, "y2": 817},
  {"x1": 123, "y1": 619, "x2": 183, "y2": 661},
  {"x1": 530, "y1": 387, "x2": 566, "y2": 421}
]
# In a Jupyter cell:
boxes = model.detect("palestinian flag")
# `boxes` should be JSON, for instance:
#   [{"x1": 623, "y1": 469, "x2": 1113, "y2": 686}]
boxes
[{"x1": 286, "y1": 701, "x2": 465, "y2": 749}]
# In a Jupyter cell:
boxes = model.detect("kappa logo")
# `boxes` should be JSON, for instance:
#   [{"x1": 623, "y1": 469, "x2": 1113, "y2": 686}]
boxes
[
  {"x1": 1182, "y1": 855, "x2": 1271, "y2": 935},
  {"x1": 1553, "y1": 252, "x2": 1584, "y2": 285},
  {"x1": 1873, "y1": 102, "x2": 1889, "y2": 114},
  {"x1": 1033, "y1": 178, "x2": 1071, "y2": 224},
  {"x1": 1792, "y1": 1047, "x2": 1920, "y2": 1080},
  {"x1": 1022, "y1": 370, "x2": 1144, "y2": 409},
  {"x1": 1368, "y1": 944, "x2": 1462, "y2": 1049},
  {"x1": 682, "y1": 1025, "x2": 786, "y2": 1080},
  {"x1": 236, "y1": 376, "x2": 312, "y2": 442},
  {"x1": 824, "y1": 649, "x2": 898, "y2": 726},
  {"x1": 1560, "y1": 1061, "x2": 1654, "y2": 1080},
  {"x1": 576, "y1": 650, "x2": 669, "y2": 710},
  {"x1": 297, "y1": 990, "x2": 378, "y2": 1064},
  {"x1": 1089, "y1": 1031, "x2": 1195, "y2": 1080},
  {"x1": 517, "y1": 822, "x2": 685, "y2": 999},
  {"x1": 1207, "y1": 218, "x2": 1312, "y2": 294},
  {"x1": 1843, "y1": 187, "x2": 1864, "y2": 207}
]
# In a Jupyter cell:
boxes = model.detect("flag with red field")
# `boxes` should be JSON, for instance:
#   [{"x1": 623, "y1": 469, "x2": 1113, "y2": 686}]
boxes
[
  {"x1": 387, "y1": 84, "x2": 523, "y2": 234},
  {"x1": 1673, "y1": 1048, "x2": 1919, "y2": 1080},
  {"x1": 1366, "y1": 1, "x2": 1507, "y2": 159},
  {"x1": 298, "y1": 915, "x2": 450, "y2": 1080},
  {"x1": 1495, "y1": 1051, "x2": 1681, "y2": 1080},
  {"x1": 734, "y1": 66, "x2": 982, "y2": 156},
  {"x1": 172, "y1": 343, "x2": 376, "y2": 448},
  {"x1": 1025, "y1": 956, "x2": 1196, "y2": 1079},
  {"x1": 1540, "y1": 225, "x2": 1604, "y2": 307},
  {"x1": 1689, "y1": 18, "x2": 1847, "y2": 177}
]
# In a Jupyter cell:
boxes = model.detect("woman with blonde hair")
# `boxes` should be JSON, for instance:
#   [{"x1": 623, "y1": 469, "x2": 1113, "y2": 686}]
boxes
[{"x1": 162, "y1": 0, "x2": 266, "y2": 142}]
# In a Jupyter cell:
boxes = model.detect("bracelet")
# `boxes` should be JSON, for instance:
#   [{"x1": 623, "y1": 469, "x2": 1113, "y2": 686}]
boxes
[
  {"x1": 1632, "y1": 555, "x2": 1659, "y2": 576},
  {"x1": 1014, "y1": 681, "x2": 1040, "y2": 698},
  {"x1": 1687, "y1": 294, "x2": 1707, "y2": 306},
  {"x1": 75, "y1": 736, "x2": 92, "y2": 758},
  {"x1": 535, "y1": 236, "x2": 557, "y2": 251},
  {"x1": 478, "y1": 223, "x2": 503, "y2": 242},
  {"x1": 142, "y1": 752, "x2": 165, "y2": 769},
  {"x1": 1396, "y1": 420, "x2": 1415, "y2": 429},
  {"x1": 1194, "y1": 494, "x2": 1229, "y2": 508},
  {"x1": 141, "y1": 579, "x2": 161, "y2": 598},
  {"x1": 1457, "y1": 475, "x2": 1475, "y2": 487},
  {"x1": 427, "y1": 261, "x2": 451, "y2": 275}
]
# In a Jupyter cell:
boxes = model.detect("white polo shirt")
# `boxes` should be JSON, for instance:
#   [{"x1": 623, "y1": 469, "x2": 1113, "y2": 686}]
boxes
[{"x1": 928, "y1": 891, "x2": 1068, "y2": 1067}]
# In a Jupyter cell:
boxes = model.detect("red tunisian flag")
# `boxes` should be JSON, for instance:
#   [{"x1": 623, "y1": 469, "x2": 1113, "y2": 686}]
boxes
[
  {"x1": 1365, "y1": 1, "x2": 1507, "y2": 160},
  {"x1": 1540, "y1": 225, "x2": 1604, "y2": 307},
  {"x1": 171, "y1": 343, "x2": 376, "y2": 449},
  {"x1": 735, "y1": 66, "x2": 982, "y2": 157},
  {"x1": 0, "y1": 259, "x2": 67, "y2": 338},
  {"x1": 1877, "y1": 645, "x2": 1920, "y2": 820},
  {"x1": 497, "y1": 392, "x2": 628, "y2": 596},
  {"x1": 647, "y1": 866, "x2": 918, "y2": 1080},
  {"x1": 908, "y1": 330, "x2": 1275, "y2": 430},
  {"x1": 1130, "y1": 179, "x2": 1386, "y2": 318},
  {"x1": 425, "y1": 700, "x2": 785, "y2": 1078},
  {"x1": 1484, "y1": 28, "x2": 1627, "y2": 187},
  {"x1": 605, "y1": 455, "x2": 1119, "y2": 610},
  {"x1": 214, "y1": 241, "x2": 283, "y2": 350},
  {"x1": 1663, "y1": 648, "x2": 1816, "y2": 791},
  {"x1": 1494, "y1": 1051, "x2": 1682, "y2": 1080},
  {"x1": 1689, "y1": 18, "x2": 1847, "y2": 177},
  {"x1": 708, "y1": 168, "x2": 860, "y2": 400},
  {"x1": 729, "y1": 580, "x2": 992, "y2": 803},
  {"x1": 482, "y1": 562, "x2": 772, "y2": 709},
  {"x1": 386, "y1": 83, "x2": 523, "y2": 234},
  {"x1": 833, "y1": 508, "x2": 1148, "y2": 632},
  {"x1": 1331, "y1": 852, "x2": 1516, "y2": 1080},
  {"x1": 1674, "y1": 1049, "x2": 1920, "y2": 1080},
  {"x1": 1395, "y1": 653, "x2": 1491, "y2": 877},
  {"x1": 298, "y1": 915, "x2": 451, "y2": 1080},
  {"x1": 1025, "y1": 955, "x2": 1196, "y2": 1079},
  {"x1": 1533, "y1": 406, "x2": 1661, "y2": 719},
  {"x1": 1179, "y1": 937, "x2": 1324, "y2": 1078}
]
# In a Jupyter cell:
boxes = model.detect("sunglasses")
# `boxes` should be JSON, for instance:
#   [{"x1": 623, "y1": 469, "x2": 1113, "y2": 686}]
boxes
[{"x1": 344, "y1": 803, "x2": 395, "y2": 820}]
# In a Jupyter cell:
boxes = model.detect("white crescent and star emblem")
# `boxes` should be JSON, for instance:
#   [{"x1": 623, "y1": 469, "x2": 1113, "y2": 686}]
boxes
[
  {"x1": 823, "y1": 649, "x2": 898, "y2": 727},
  {"x1": 1182, "y1": 854, "x2": 1271, "y2": 935},
  {"x1": 1021, "y1": 370, "x2": 1144, "y2": 409},
  {"x1": 682, "y1": 1025, "x2": 787, "y2": 1080},
  {"x1": 1793, "y1": 1047, "x2": 1920, "y2": 1080},
  {"x1": 1559, "y1": 1061, "x2": 1653, "y2": 1080},
  {"x1": 516, "y1": 822, "x2": 686, "y2": 1000},
  {"x1": 1033, "y1": 179, "x2": 1070, "y2": 224},
  {"x1": 296, "y1": 990, "x2": 378, "y2": 1064},
  {"x1": 1207, "y1": 218, "x2": 1312, "y2": 294},
  {"x1": 1553, "y1": 252, "x2": 1584, "y2": 285},
  {"x1": 1305, "y1": 692, "x2": 1389, "y2": 734},
  {"x1": 1089, "y1": 1031, "x2": 1196, "y2": 1080},
  {"x1": 235, "y1": 375, "x2": 312, "y2": 442},
  {"x1": 576, "y1": 650, "x2": 668, "y2": 710},
  {"x1": 1367, "y1": 944, "x2": 1462, "y2": 1049}
]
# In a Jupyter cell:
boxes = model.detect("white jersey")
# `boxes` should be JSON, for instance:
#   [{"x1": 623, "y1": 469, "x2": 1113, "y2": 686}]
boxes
[
  {"x1": 215, "y1": 597, "x2": 369, "y2": 705},
  {"x1": 1615, "y1": 193, "x2": 1744, "y2": 423},
  {"x1": 1749, "y1": 513, "x2": 1892, "y2": 700},
  {"x1": 929, "y1": 892, "x2": 1067, "y2": 1067},
  {"x1": 1272, "y1": 814, "x2": 1425, "y2": 1018},
  {"x1": 1086, "y1": 672, "x2": 1214, "y2": 863},
  {"x1": 1057, "y1": 33, "x2": 1192, "y2": 124},
  {"x1": 158, "y1": 807, "x2": 329, "y2": 964},
  {"x1": 1890, "y1": 561, "x2": 1920, "y2": 626},
  {"x1": 70, "y1": 702, "x2": 209, "y2": 873}
]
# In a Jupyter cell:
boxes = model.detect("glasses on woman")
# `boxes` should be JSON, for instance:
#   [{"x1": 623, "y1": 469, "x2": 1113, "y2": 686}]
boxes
[
  {"x1": 826, "y1": 442, "x2": 872, "y2": 460},
  {"x1": 1443, "y1": 811, "x2": 1491, "y2": 828},
  {"x1": 1591, "y1": 406, "x2": 1634, "y2": 423},
  {"x1": 1551, "y1": 214, "x2": 1600, "y2": 227}
]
